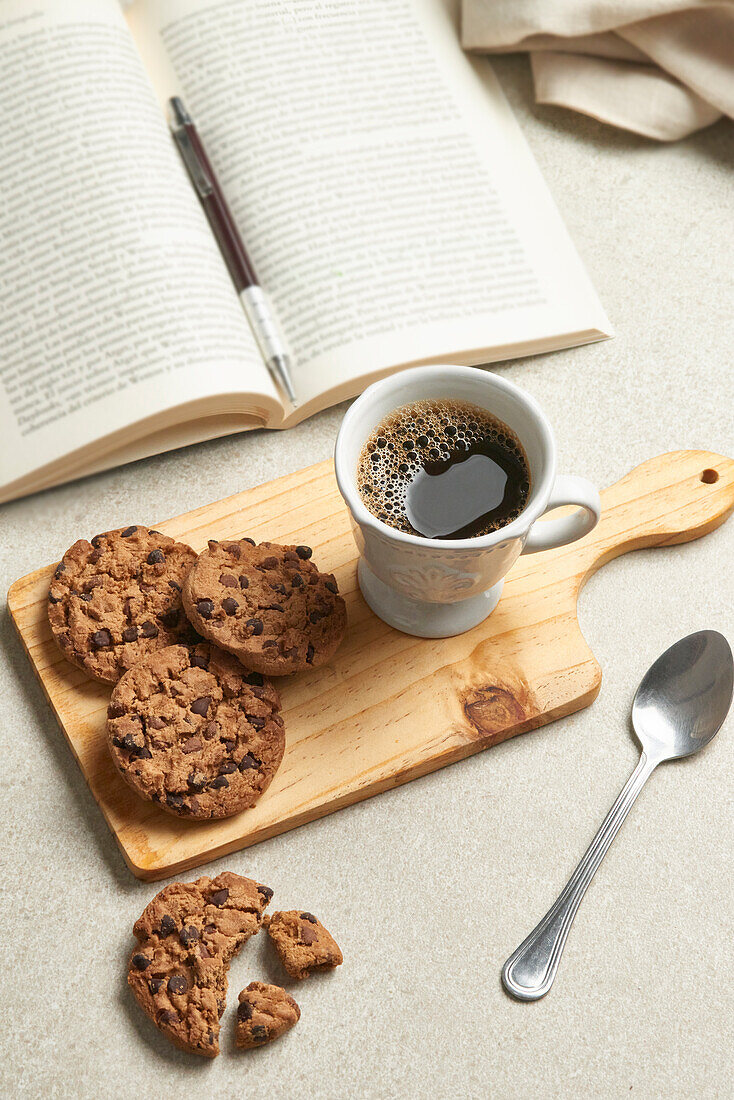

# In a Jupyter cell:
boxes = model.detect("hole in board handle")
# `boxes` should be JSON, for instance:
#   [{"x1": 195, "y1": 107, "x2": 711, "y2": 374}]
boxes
[{"x1": 700, "y1": 468, "x2": 719, "y2": 485}]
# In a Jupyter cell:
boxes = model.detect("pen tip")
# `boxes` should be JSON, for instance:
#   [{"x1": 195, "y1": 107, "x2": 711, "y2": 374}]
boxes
[{"x1": 168, "y1": 96, "x2": 191, "y2": 128}]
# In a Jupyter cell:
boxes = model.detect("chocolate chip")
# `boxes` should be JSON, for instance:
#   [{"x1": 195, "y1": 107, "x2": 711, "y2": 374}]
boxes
[
  {"x1": 291, "y1": 573, "x2": 304, "y2": 588},
  {"x1": 246, "y1": 672, "x2": 264, "y2": 687},
  {"x1": 242, "y1": 537, "x2": 255, "y2": 546},
  {"x1": 120, "y1": 732, "x2": 143, "y2": 752},
  {"x1": 237, "y1": 1000, "x2": 253, "y2": 1021},
  {"x1": 258, "y1": 885, "x2": 274, "y2": 902},
  {"x1": 308, "y1": 610, "x2": 323, "y2": 624},
  {"x1": 166, "y1": 792, "x2": 185, "y2": 809},
  {"x1": 270, "y1": 582, "x2": 287, "y2": 595},
  {"x1": 261, "y1": 556, "x2": 278, "y2": 569},
  {"x1": 296, "y1": 545, "x2": 312, "y2": 560},
  {"x1": 148, "y1": 978, "x2": 164, "y2": 995},
  {"x1": 222, "y1": 738, "x2": 235, "y2": 752},
  {"x1": 238, "y1": 752, "x2": 261, "y2": 771},
  {"x1": 190, "y1": 652, "x2": 209, "y2": 669},
  {"x1": 159, "y1": 915, "x2": 176, "y2": 936},
  {"x1": 196, "y1": 599, "x2": 214, "y2": 619},
  {"x1": 121, "y1": 526, "x2": 137, "y2": 537},
  {"x1": 263, "y1": 639, "x2": 277, "y2": 648},
  {"x1": 148, "y1": 530, "x2": 162, "y2": 536},
  {"x1": 210, "y1": 775, "x2": 229, "y2": 789},
  {"x1": 191, "y1": 696, "x2": 211, "y2": 717},
  {"x1": 108, "y1": 703, "x2": 125, "y2": 719},
  {"x1": 219, "y1": 760, "x2": 238, "y2": 775},
  {"x1": 167, "y1": 975, "x2": 187, "y2": 995},
  {"x1": 306, "y1": 644, "x2": 314, "y2": 664},
  {"x1": 168, "y1": 580, "x2": 181, "y2": 592},
  {"x1": 325, "y1": 580, "x2": 338, "y2": 594},
  {"x1": 245, "y1": 714, "x2": 266, "y2": 731},
  {"x1": 157, "y1": 1009, "x2": 179, "y2": 1026},
  {"x1": 251, "y1": 1025, "x2": 269, "y2": 1041},
  {"x1": 300, "y1": 912, "x2": 318, "y2": 923},
  {"x1": 132, "y1": 954, "x2": 150, "y2": 971},
  {"x1": 188, "y1": 771, "x2": 207, "y2": 791},
  {"x1": 55, "y1": 562, "x2": 66, "y2": 576},
  {"x1": 210, "y1": 888, "x2": 229, "y2": 906},
  {"x1": 179, "y1": 925, "x2": 199, "y2": 946},
  {"x1": 181, "y1": 737, "x2": 203, "y2": 754},
  {"x1": 222, "y1": 597, "x2": 239, "y2": 615},
  {"x1": 158, "y1": 609, "x2": 180, "y2": 628},
  {"x1": 91, "y1": 535, "x2": 103, "y2": 548},
  {"x1": 265, "y1": 603, "x2": 284, "y2": 612},
  {"x1": 79, "y1": 593, "x2": 92, "y2": 602},
  {"x1": 147, "y1": 549, "x2": 165, "y2": 565},
  {"x1": 199, "y1": 943, "x2": 210, "y2": 959},
  {"x1": 48, "y1": 592, "x2": 60, "y2": 604},
  {"x1": 148, "y1": 716, "x2": 166, "y2": 730},
  {"x1": 219, "y1": 573, "x2": 238, "y2": 587},
  {"x1": 91, "y1": 629, "x2": 113, "y2": 649},
  {"x1": 239, "y1": 575, "x2": 249, "y2": 589},
  {"x1": 300, "y1": 924, "x2": 318, "y2": 945},
  {"x1": 140, "y1": 621, "x2": 159, "y2": 638},
  {"x1": 122, "y1": 626, "x2": 138, "y2": 643},
  {"x1": 225, "y1": 543, "x2": 241, "y2": 559},
  {"x1": 132, "y1": 747, "x2": 152, "y2": 760},
  {"x1": 203, "y1": 721, "x2": 219, "y2": 740},
  {"x1": 246, "y1": 618, "x2": 263, "y2": 636}
]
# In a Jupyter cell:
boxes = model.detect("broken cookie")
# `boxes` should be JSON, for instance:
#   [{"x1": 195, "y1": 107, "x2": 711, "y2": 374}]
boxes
[
  {"x1": 266, "y1": 910, "x2": 343, "y2": 980},
  {"x1": 235, "y1": 982, "x2": 300, "y2": 1049},
  {"x1": 127, "y1": 872, "x2": 273, "y2": 1057}
]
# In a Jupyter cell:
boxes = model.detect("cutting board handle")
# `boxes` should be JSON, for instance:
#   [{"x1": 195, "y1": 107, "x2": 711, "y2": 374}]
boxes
[{"x1": 575, "y1": 450, "x2": 734, "y2": 586}]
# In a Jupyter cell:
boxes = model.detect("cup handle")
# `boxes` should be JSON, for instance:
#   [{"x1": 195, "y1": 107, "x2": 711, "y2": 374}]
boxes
[{"x1": 522, "y1": 475, "x2": 601, "y2": 554}]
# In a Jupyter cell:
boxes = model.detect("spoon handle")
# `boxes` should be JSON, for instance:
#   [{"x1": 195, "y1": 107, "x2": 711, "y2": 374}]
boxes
[{"x1": 502, "y1": 752, "x2": 658, "y2": 1001}]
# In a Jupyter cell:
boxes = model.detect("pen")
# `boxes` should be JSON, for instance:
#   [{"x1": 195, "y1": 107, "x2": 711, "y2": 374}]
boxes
[{"x1": 168, "y1": 96, "x2": 297, "y2": 407}]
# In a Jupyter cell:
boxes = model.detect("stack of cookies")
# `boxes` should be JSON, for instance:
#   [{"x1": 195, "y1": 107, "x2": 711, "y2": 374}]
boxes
[{"x1": 48, "y1": 525, "x2": 347, "y2": 819}]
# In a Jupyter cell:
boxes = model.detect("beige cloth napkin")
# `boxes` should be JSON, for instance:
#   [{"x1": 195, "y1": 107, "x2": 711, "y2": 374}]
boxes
[{"x1": 462, "y1": 1, "x2": 734, "y2": 139}]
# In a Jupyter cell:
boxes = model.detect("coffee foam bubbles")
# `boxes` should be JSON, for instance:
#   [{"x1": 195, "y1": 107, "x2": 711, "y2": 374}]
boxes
[{"x1": 356, "y1": 398, "x2": 529, "y2": 537}]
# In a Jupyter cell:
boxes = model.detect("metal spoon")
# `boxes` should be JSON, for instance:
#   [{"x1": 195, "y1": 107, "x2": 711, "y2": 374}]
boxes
[{"x1": 502, "y1": 630, "x2": 733, "y2": 1001}]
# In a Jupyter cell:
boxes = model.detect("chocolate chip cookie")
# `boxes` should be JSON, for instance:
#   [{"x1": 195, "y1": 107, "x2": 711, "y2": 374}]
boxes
[
  {"x1": 182, "y1": 539, "x2": 347, "y2": 676},
  {"x1": 266, "y1": 911, "x2": 343, "y2": 980},
  {"x1": 48, "y1": 526, "x2": 198, "y2": 684},
  {"x1": 107, "y1": 643, "x2": 285, "y2": 819},
  {"x1": 235, "y1": 982, "x2": 300, "y2": 1049},
  {"x1": 128, "y1": 872, "x2": 273, "y2": 1057}
]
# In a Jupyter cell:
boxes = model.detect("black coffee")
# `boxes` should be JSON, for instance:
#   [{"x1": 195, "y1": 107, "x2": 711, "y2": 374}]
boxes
[{"x1": 357, "y1": 398, "x2": 530, "y2": 540}]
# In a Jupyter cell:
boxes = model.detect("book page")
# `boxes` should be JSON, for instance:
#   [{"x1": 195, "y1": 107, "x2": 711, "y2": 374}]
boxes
[
  {"x1": 0, "y1": 0, "x2": 279, "y2": 490},
  {"x1": 130, "y1": 0, "x2": 610, "y2": 413}
]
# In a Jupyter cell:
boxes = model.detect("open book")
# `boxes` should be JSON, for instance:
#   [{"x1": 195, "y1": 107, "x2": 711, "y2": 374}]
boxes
[{"x1": 0, "y1": 0, "x2": 611, "y2": 505}]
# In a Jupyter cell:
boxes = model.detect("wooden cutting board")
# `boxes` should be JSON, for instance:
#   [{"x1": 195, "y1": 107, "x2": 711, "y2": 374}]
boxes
[{"x1": 8, "y1": 450, "x2": 733, "y2": 881}]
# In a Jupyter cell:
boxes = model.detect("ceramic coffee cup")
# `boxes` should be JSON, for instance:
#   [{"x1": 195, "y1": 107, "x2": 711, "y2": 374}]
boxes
[{"x1": 335, "y1": 365, "x2": 601, "y2": 637}]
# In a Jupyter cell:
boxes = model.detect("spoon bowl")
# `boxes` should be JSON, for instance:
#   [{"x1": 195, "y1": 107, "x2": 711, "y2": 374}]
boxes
[{"x1": 632, "y1": 630, "x2": 734, "y2": 762}]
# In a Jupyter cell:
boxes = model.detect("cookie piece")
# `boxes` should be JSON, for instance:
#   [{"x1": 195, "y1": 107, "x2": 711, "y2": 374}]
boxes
[
  {"x1": 182, "y1": 539, "x2": 346, "y2": 675},
  {"x1": 266, "y1": 911, "x2": 343, "y2": 980},
  {"x1": 107, "y1": 643, "x2": 285, "y2": 819},
  {"x1": 235, "y1": 982, "x2": 300, "y2": 1049},
  {"x1": 48, "y1": 526, "x2": 198, "y2": 684},
  {"x1": 128, "y1": 872, "x2": 273, "y2": 1057}
]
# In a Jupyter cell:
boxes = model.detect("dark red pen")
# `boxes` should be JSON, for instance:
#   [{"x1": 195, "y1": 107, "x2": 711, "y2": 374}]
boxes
[{"x1": 168, "y1": 96, "x2": 297, "y2": 406}]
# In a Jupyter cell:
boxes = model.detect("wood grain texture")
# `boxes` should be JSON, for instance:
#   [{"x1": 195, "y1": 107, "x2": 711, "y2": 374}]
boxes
[{"x1": 8, "y1": 450, "x2": 734, "y2": 880}]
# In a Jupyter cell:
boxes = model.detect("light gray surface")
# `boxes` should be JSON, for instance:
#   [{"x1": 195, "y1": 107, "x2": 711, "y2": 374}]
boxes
[{"x1": 1, "y1": 56, "x2": 732, "y2": 1100}]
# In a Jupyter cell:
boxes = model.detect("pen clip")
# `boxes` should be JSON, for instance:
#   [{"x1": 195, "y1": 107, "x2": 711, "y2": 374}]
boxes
[{"x1": 172, "y1": 126, "x2": 213, "y2": 199}]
